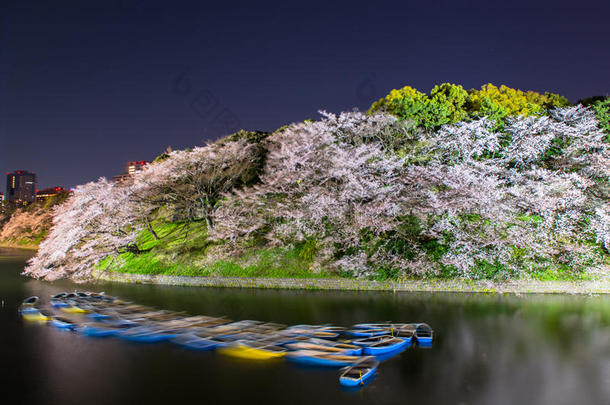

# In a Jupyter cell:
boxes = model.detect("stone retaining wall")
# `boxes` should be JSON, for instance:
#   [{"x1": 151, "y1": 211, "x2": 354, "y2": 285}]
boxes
[{"x1": 92, "y1": 270, "x2": 610, "y2": 294}]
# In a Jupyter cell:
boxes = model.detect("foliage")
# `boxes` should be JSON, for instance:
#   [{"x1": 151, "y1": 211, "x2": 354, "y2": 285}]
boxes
[
  {"x1": 370, "y1": 83, "x2": 570, "y2": 130},
  {"x1": 0, "y1": 206, "x2": 52, "y2": 246},
  {"x1": 590, "y1": 97, "x2": 609, "y2": 142},
  {"x1": 0, "y1": 194, "x2": 70, "y2": 248},
  {"x1": 132, "y1": 138, "x2": 265, "y2": 229},
  {"x1": 25, "y1": 179, "x2": 142, "y2": 280}
]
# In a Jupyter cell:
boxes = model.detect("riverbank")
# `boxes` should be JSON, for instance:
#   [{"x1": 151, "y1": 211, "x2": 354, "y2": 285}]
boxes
[
  {"x1": 0, "y1": 242, "x2": 38, "y2": 251},
  {"x1": 92, "y1": 269, "x2": 610, "y2": 294}
]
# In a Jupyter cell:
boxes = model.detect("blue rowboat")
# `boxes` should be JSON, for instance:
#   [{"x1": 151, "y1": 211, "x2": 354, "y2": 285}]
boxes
[
  {"x1": 286, "y1": 350, "x2": 360, "y2": 367},
  {"x1": 353, "y1": 323, "x2": 392, "y2": 330},
  {"x1": 101, "y1": 317, "x2": 139, "y2": 328},
  {"x1": 413, "y1": 323, "x2": 433, "y2": 345},
  {"x1": 206, "y1": 336, "x2": 232, "y2": 348},
  {"x1": 362, "y1": 337, "x2": 409, "y2": 356},
  {"x1": 284, "y1": 325, "x2": 342, "y2": 340},
  {"x1": 19, "y1": 306, "x2": 41, "y2": 314},
  {"x1": 346, "y1": 328, "x2": 388, "y2": 338},
  {"x1": 339, "y1": 356, "x2": 379, "y2": 387},
  {"x1": 50, "y1": 299, "x2": 69, "y2": 308},
  {"x1": 390, "y1": 325, "x2": 415, "y2": 342},
  {"x1": 50, "y1": 317, "x2": 77, "y2": 330},
  {"x1": 171, "y1": 334, "x2": 219, "y2": 351},
  {"x1": 87, "y1": 311, "x2": 110, "y2": 321},
  {"x1": 78, "y1": 323, "x2": 124, "y2": 337},
  {"x1": 286, "y1": 341, "x2": 362, "y2": 356},
  {"x1": 22, "y1": 296, "x2": 39, "y2": 306},
  {"x1": 352, "y1": 335, "x2": 394, "y2": 347},
  {"x1": 116, "y1": 327, "x2": 179, "y2": 343}
]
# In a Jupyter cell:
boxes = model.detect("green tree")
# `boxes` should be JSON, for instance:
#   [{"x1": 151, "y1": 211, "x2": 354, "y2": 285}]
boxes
[
  {"x1": 428, "y1": 83, "x2": 469, "y2": 126},
  {"x1": 369, "y1": 86, "x2": 433, "y2": 128}
]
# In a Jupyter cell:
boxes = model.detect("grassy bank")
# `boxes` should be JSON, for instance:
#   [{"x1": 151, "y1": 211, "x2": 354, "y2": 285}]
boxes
[
  {"x1": 97, "y1": 221, "x2": 338, "y2": 279},
  {"x1": 97, "y1": 220, "x2": 608, "y2": 284}
]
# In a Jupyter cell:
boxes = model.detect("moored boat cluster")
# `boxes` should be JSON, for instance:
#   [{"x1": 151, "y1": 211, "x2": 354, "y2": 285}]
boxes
[{"x1": 19, "y1": 293, "x2": 434, "y2": 388}]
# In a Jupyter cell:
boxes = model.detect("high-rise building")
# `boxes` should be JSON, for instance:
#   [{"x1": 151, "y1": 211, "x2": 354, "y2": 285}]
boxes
[
  {"x1": 113, "y1": 161, "x2": 150, "y2": 183},
  {"x1": 127, "y1": 161, "x2": 149, "y2": 175},
  {"x1": 6, "y1": 171, "x2": 37, "y2": 203}
]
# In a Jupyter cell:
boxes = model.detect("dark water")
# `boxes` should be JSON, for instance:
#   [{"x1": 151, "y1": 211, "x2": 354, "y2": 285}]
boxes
[{"x1": 2, "y1": 248, "x2": 610, "y2": 405}]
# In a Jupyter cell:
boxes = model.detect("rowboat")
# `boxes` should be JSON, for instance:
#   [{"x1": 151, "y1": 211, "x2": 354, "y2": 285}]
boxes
[
  {"x1": 413, "y1": 323, "x2": 433, "y2": 345},
  {"x1": 347, "y1": 328, "x2": 389, "y2": 338},
  {"x1": 171, "y1": 333, "x2": 219, "y2": 351},
  {"x1": 78, "y1": 323, "x2": 126, "y2": 337},
  {"x1": 100, "y1": 316, "x2": 140, "y2": 328},
  {"x1": 352, "y1": 335, "x2": 394, "y2": 347},
  {"x1": 362, "y1": 337, "x2": 409, "y2": 356},
  {"x1": 218, "y1": 341, "x2": 287, "y2": 360},
  {"x1": 339, "y1": 356, "x2": 379, "y2": 387},
  {"x1": 391, "y1": 324, "x2": 415, "y2": 342},
  {"x1": 285, "y1": 342, "x2": 361, "y2": 356},
  {"x1": 50, "y1": 299, "x2": 69, "y2": 308},
  {"x1": 61, "y1": 301, "x2": 90, "y2": 314},
  {"x1": 116, "y1": 326, "x2": 179, "y2": 343},
  {"x1": 50, "y1": 317, "x2": 77, "y2": 330},
  {"x1": 19, "y1": 305, "x2": 42, "y2": 314},
  {"x1": 286, "y1": 350, "x2": 361, "y2": 367},
  {"x1": 353, "y1": 323, "x2": 392, "y2": 329},
  {"x1": 22, "y1": 296, "x2": 39, "y2": 306},
  {"x1": 22, "y1": 310, "x2": 51, "y2": 322},
  {"x1": 300, "y1": 338, "x2": 363, "y2": 355},
  {"x1": 87, "y1": 311, "x2": 111, "y2": 321},
  {"x1": 284, "y1": 326, "x2": 341, "y2": 340},
  {"x1": 51, "y1": 292, "x2": 67, "y2": 299}
]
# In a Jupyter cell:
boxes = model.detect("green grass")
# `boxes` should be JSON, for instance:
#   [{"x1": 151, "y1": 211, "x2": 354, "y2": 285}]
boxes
[
  {"x1": 95, "y1": 218, "x2": 608, "y2": 282},
  {"x1": 99, "y1": 247, "x2": 336, "y2": 278},
  {"x1": 97, "y1": 220, "x2": 337, "y2": 279}
]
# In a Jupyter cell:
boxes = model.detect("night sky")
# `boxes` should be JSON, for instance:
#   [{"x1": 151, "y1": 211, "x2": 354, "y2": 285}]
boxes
[{"x1": 1, "y1": 0, "x2": 608, "y2": 189}]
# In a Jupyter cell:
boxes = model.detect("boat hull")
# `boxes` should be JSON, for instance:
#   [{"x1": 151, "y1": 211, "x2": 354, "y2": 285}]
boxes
[
  {"x1": 287, "y1": 353, "x2": 358, "y2": 368},
  {"x1": 362, "y1": 339, "x2": 409, "y2": 356}
]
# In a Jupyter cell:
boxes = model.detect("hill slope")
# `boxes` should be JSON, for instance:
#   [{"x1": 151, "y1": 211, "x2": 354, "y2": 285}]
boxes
[{"x1": 23, "y1": 84, "x2": 610, "y2": 282}]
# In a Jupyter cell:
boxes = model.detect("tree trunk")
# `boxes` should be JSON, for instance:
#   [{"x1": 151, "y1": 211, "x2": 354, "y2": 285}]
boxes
[{"x1": 146, "y1": 219, "x2": 159, "y2": 240}]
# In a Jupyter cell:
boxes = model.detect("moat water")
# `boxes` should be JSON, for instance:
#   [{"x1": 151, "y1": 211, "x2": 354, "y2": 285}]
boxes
[{"x1": 1, "y1": 248, "x2": 609, "y2": 404}]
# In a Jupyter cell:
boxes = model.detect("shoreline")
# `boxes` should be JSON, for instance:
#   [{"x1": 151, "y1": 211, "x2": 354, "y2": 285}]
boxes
[
  {"x1": 92, "y1": 270, "x2": 610, "y2": 294},
  {"x1": 0, "y1": 243, "x2": 38, "y2": 251}
]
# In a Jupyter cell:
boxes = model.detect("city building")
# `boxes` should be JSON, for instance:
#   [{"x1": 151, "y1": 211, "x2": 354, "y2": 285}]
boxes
[
  {"x1": 6, "y1": 170, "x2": 37, "y2": 204},
  {"x1": 36, "y1": 187, "x2": 68, "y2": 203},
  {"x1": 127, "y1": 161, "x2": 149, "y2": 175},
  {"x1": 113, "y1": 160, "x2": 150, "y2": 184}
]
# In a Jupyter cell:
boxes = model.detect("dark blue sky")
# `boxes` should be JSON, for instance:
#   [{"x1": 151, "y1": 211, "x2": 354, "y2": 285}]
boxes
[{"x1": 1, "y1": 0, "x2": 608, "y2": 189}]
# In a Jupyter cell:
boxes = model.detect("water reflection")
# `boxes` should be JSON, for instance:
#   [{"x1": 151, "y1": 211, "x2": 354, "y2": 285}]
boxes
[{"x1": 2, "y1": 248, "x2": 610, "y2": 404}]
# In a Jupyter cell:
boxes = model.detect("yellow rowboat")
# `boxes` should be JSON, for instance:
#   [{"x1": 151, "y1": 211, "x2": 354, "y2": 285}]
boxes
[
  {"x1": 61, "y1": 305, "x2": 89, "y2": 314},
  {"x1": 218, "y1": 341, "x2": 287, "y2": 360},
  {"x1": 22, "y1": 311, "x2": 51, "y2": 322}
]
